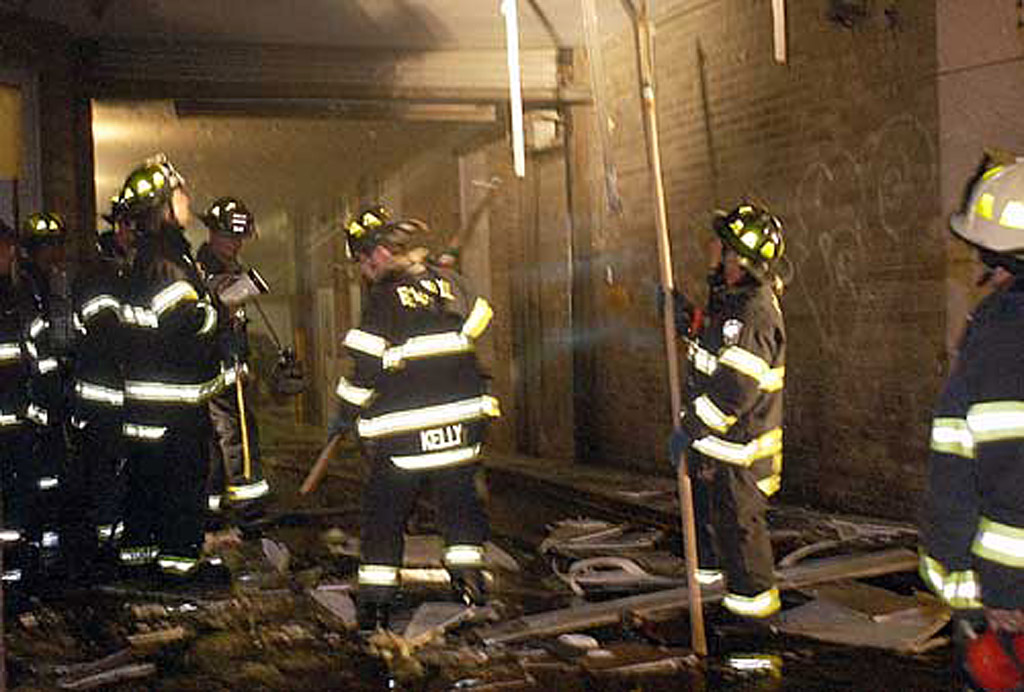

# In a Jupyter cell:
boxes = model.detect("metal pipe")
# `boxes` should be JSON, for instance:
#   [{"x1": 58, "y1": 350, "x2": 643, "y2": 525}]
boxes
[{"x1": 501, "y1": 0, "x2": 527, "y2": 178}]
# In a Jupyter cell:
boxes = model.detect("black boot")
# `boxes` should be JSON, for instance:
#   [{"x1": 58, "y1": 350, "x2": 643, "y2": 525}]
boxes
[{"x1": 449, "y1": 568, "x2": 489, "y2": 606}]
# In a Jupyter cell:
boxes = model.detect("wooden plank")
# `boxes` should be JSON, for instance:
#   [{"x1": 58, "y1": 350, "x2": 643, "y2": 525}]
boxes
[{"x1": 477, "y1": 548, "x2": 918, "y2": 645}]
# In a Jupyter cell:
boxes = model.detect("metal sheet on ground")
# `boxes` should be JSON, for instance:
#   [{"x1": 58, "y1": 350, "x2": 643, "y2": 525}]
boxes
[
  {"x1": 775, "y1": 598, "x2": 950, "y2": 653},
  {"x1": 477, "y1": 548, "x2": 919, "y2": 645}
]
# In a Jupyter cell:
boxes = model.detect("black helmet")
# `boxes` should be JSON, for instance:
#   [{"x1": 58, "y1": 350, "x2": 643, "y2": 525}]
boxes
[
  {"x1": 202, "y1": 197, "x2": 255, "y2": 238},
  {"x1": 117, "y1": 153, "x2": 186, "y2": 219},
  {"x1": 344, "y1": 205, "x2": 392, "y2": 259},
  {"x1": 21, "y1": 212, "x2": 66, "y2": 246},
  {"x1": 713, "y1": 203, "x2": 785, "y2": 282}
]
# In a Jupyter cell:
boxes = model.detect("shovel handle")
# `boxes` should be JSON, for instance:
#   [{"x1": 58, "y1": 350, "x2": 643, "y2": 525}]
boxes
[{"x1": 299, "y1": 434, "x2": 343, "y2": 495}]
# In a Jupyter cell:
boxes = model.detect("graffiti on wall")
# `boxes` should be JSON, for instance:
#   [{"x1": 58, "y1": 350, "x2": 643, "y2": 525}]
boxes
[{"x1": 790, "y1": 113, "x2": 938, "y2": 354}]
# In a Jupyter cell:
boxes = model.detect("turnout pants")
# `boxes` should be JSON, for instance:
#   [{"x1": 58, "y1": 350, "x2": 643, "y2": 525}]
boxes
[
  {"x1": 358, "y1": 457, "x2": 488, "y2": 604},
  {"x1": 689, "y1": 450, "x2": 776, "y2": 599},
  {"x1": 0, "y1": 427, "x2": 39, "y2": 584},
  {"x1": 207, "y1": 383, "x2": 265, "y2": 508},
  {"x1": 122, "y1": 413, "x2": 209, "y2": 573}
]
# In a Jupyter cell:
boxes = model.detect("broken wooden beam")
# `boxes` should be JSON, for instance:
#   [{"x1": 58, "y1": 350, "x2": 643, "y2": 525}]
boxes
[{"x1": 477, "y1": 548, "x2": 918, "y2": 645}]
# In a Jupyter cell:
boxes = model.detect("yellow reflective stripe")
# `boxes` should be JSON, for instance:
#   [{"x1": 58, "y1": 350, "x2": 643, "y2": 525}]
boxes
[
  {"x1": 81, "y1": 294, "x2": 121, "y2": 320},
  {"x1": 0, "y1": 413, "x2": 20, "y2": 427},
  {"x1": 227, "y1": 479, "x2": 270, "y2": 501},
  {"x1": 944, "y1": 571, "x2": 982, "y2": 608},
  {"x1": 919, "y1": 552, "x2": 983, "y2": 608},
  {"x1": 158, "y1": 555, "x2": 198, "y2": 574},
  {"x1": 692, "y1": 428, "x2": 782, "y2": 467},
  {"x1": 967, "y1": 401, "x2": 1024, "y2": 443},
  {"x1": 443, "y1": 544, "x2": 485, "y2": 567},
  {"x1": 196, "y1": 300, "x2": 218, "y2": 335},
  {"x1": 120, "y1": 545, "x2": 159, "y2": 564},
  {"x1": 151, "y1": 280, "x2": 198, "y2": 316},
  {"x1": 123, "y1": 423, "x2": 167, "y2": 440},
  {"x1": 120, "y1": 304, "x2": 159, "y2": 328},
  {"x1": 36, "y1": 357, "x2": 59, "y2": 374},
  {"x1": 760, "y1": 367, "x2": 785, "y2": 392},
  {"x1": 973, "y1": 516, "x2": 1024, "y2": 568},
  {"x1": 977, "y1": 192, "x2": 995, "y2": 220},
  {"x1": 0, "y1": 529, "x2": 21, "y2": 543},
  {"x1": 383, "y1": 332, "x2": 473, "y2": 370},
  {"x1": 24, "y1": 340, "x2": 37, "y2": 358},
  {"x1": 919, "y1": 552, "x2": 945, "y2": 595},
  {"x1": 931, "y1": 417, "x2": 975, "y2": 458},
  {"x1": 461, "y1": 298, "x2": 493, "y2": 338},
  {"x1": 693, "y1": 394, "x2": 737, "y2": 433},
  {"x1": 688, "y1": 342, "x2": 718, "y2": 375},
  {"x1": 0, "y1": 342, "x2": 21, "y2": 362},
  {"x1": 344, "y1": 329, "x2": 388, "y2": 359},
  {"x1": 335, "y1": 376, "x2": 375, "y2": 407},
  {"x1": 391, "y1": 444, "x2": 482, "y2": 470},
  {"x1": 358, "y1": 396, "x2": 501, "y2": 439},
  {"x1": 719, "y1": 346, "x2": 783, "y2": 391},
  {"x1": 124, "y1": 371, "x2": 226, "y2": 404},
  {"x1": 757, "y1": 474, "x2": 781, "y2": 497},
  {"x1": 359, "y1": 564, "x2": 400, "y2": 586},
  {"x1": 696, "y1": 569, "x2": 724, "y2": 586},
  {"x1": 26, "y1": 404, "x2": 48, "y2": 426},
  {"x1": 29, "y1": 317, "x2": 48, "y2": 339},
  {"x1": 722, "y1": 587, "x2": 780, "y2": 618},
  {"x1": 75, "y1": 380, "x2": 125, "y2": 407},
  {"x1": 38, "y1": 476, "x2": 59, "y2": 490}
]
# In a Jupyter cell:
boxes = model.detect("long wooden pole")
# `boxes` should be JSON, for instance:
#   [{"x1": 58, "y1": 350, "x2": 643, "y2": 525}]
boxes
[{"x1": 629, "y1": 0, "x2": 707, "y2": 656}]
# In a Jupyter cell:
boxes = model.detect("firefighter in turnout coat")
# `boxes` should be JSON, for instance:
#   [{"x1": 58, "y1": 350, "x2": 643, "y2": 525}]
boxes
[
  {"x1": 920, "y1": 159, "x2": 1024, "y2": 683},
  {"x1": 64, "y1": 202, "x2": 134, "y2": 579},
  {"x1": 332, "y1": 209, "x2": 500, "y2": 631},
  {"x1": 668, "y1": 203, "x2": 787, "y2": 620},
  {"x1": 0, "y1": 218, "x2": 42, "y2": 587},
  {"x1": 196, "y1": 197, "x2": 269, "y2": 514},
  {"x1": 116, "y1": 156, "x2": 227, "y2": 581}
]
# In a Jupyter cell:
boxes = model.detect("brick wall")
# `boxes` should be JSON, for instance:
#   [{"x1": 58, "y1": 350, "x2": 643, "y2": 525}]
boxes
[{"x1": 576, "y1": 0, "x2": 942, "y2": 519}]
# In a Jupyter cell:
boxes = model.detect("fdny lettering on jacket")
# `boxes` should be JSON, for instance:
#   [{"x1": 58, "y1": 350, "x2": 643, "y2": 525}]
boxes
[{"x1": 396, "y1": 278, "x2": 456, "y2": 309}]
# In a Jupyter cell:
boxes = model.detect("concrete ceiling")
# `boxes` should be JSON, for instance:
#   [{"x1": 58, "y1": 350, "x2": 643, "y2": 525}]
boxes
[
  {"x1": 14, "y1": 0, "x2": 629, "y2": 50},
  {"x1": 92, "y1": 100, "x2": 492, "y2": 223}
]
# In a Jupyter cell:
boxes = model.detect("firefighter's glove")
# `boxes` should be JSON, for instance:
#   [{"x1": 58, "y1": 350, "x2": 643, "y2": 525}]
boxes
[
  {"x1": 668, "y1": 428, "x2": 692, "y2": 469},
  {"x1": 655, "y1": 286, "x2": 696, "y2": 338}
]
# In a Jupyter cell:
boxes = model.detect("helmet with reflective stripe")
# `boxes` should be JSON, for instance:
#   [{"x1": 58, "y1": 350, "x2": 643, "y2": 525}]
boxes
[
  {"x1": 21, "y1": 212, "x2": 66, "y2": 245},
  {"x1": 951, "y1": 160, "x2": 1024, "y2": 261},
  {"x1": 344, "y1": 205, "x2": 392, "y2": 259},
  {"x1": 713, "y1": 203, "x2": 785, "y2": 281},
  {"x1": 117, "y1": 153, "x2": 186, "y2": 219},
  {"x1": 202, "y1": 197, "x2": 255, "y2": 238}
]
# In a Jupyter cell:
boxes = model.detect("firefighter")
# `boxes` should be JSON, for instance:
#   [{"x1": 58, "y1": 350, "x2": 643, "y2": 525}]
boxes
[
  {"x1": 116, "y1": 155, "x2": 227, "y2": 583},
  {"x1": 0, "y1": 218, "x2": 41, "y2": 588},
  {"x1": 196, "y1": 197, "x2": 269, "y2": 516},
  {"x1": 332, "y1": 209, "x2": 500, "y2": 631},
  {"x1": 63, "y1": 201, "x2": 133, "y2": 581},
  {"x1": 919, "y1": 159, "x2": 1024, "y2": 688},
  {"x1": 19, "y1": 212, "x2": 71, "y2": 580},
  {"x1": 667, "y1": 203, "x2": 788, "y2": 620}
]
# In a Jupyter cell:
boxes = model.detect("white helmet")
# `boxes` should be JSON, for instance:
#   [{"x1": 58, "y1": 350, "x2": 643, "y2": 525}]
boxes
[{"x1": 950, "y1": 161, "x2": 1024, "y2": 259}]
